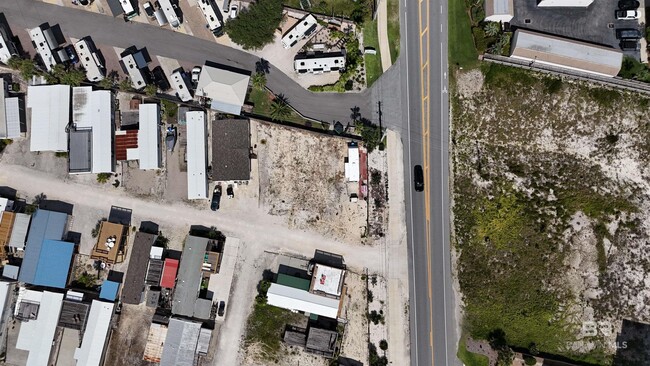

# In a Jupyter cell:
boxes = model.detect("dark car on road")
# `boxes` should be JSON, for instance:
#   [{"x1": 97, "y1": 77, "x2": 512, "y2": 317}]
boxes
[
  {"x1": 618, "y1": 0, "x2": 640, "y2": 10},
  {"x1": 414, "y1": 165, "x2": 424, "y2": 192},
  {"x1": 620, "y1": 39, "x2": 640, "y2": 50},
  {"x1": 616, "y1": 28, "x2": 642, "y2": 39},
  {"x1": 211, "y1": 185, "x2": 222, "y2": 211},
  {"x1": 218, "y1": 301, "x2": 225, "y2": 317}
]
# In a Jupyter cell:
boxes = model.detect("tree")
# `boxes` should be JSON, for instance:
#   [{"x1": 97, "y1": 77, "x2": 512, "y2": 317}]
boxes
[
  {"x1": 52, "y1": 65, "x2": 86, "y2": 86},
  {"x1": 8, "y1": 57, "x2": 39, "y2": 80},
  {"x1": 144, "y1": 84, "x2": 158, "y2": 97},
  {"x1": 98, "y1": 75, "x2": 115, "y2": 89},
  {"x1": 270, "y1": 94, "x2": 291, "y2": 121},
  {"x1": 119, "y1": 78, "x2": 134, "y2": 91},
  {"x1": 379, "y1": 339, "x2": 388, "y2": 351},
  {"x1": 484, "y1": 21, "x2": 501, "y2": 37},
  {"x1": 251, "y1": 72, "x2": 266, "y2": 89},
  {"x1": 357, "y1": 119, "x2": 383, "y2": 152},
  {"x1": 255, "y1": 58, "x2": 270, "y2": 74},
  {"x1": 225, "y1": 0, "x2": 284, "y2": 50}
]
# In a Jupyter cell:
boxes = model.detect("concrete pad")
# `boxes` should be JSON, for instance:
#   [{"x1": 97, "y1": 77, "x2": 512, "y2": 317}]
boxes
[{"x1": 208, "y1": 237, "x2": 240, "y2": 322}]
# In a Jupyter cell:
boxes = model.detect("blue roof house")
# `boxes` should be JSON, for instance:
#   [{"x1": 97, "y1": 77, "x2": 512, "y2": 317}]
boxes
[
  {"x1": 99, "y1": 280, "x2": 120, "y2": 301},
  {"x1": 18, "y1": 209, "x2": 75, "y2": 288}
]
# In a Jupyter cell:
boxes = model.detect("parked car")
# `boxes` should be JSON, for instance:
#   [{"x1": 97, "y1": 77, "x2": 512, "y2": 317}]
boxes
[
  {"x1": 218, "y1": 301, "x2": 225, "y2": 317},
  {"x1": 143, "y1": 1, "x2": 155, "y2": 17},
  {"x1": 229, "y1": 4, "x2": 238, "y2": 19},
  {"x1": 616, "y1": 28, "x2": 642, "y2": 39},
  {"x1": 65, "y1": 45, "x2": 78, "y2": 64},
  {"x1": 151, "y1": 66, "x2": 171, "y2": 91},
  {"x1": 227, "y1": 184, "x2": 234, "y2": 199},
  {"x1": 620, "y1": 39, "x2": 640, "y2": 50},
  {"x1": 414, "y1": 165, "x2": 424, "y2": 192},
  {"x1": 191, "y1": 66, "x2": 201, "y2": 84},
  {"x1": 618, "y1": 0, "x2": 640, "y2": 10},
  {"x1": 211, "y1": 185, "x2": 222, "y2": 211},
  {"x1": 616, "y1": 10, "x2": 638, "y2": 20}
]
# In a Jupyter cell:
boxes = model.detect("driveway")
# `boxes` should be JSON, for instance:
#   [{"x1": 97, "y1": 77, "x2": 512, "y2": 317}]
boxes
[{"x1": 0, "y1": 0, "x2": 372, "y2": 124}]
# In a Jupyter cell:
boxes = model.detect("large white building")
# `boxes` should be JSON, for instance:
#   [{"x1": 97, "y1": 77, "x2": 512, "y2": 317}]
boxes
[
  {"x1": 510, "y1": 29, "x2": 623, "y2": 77},
  {"x1": 195, "y1": 65, "x2": 250, "y2": 115},
  {"x1": 74, "y1": 38, "x2": 105, "y2": 82},
  {"x1": 15, "y1": 290, "x2": 64, "y2": 366},
  {"x1": 127, "y1": 103, "x2": 161, "y2": 170},
  {"x1": 27, "y1": 84, "x2": 70, "y2": 152},
  {"x1": 74, "y1": 300, "x2": 114, "y2": 366},
  {"x1": 186, "y1": 111, "x2": 207, "y2": 199},
  {"x1": 69, "y1": 87, "x2": 114, "y2": 174},
  {"x1": 282, "y1": 14, "x2": 318, "y2": 49},
  {"x1": 0, "y1": 79, "x2": 22, "y2": 139},
  {"x1": 267, "y1": 283, "x2": 341, "y2": 319}
]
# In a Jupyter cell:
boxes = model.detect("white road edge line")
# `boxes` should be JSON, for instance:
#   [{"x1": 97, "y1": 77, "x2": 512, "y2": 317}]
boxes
[
  {"x1": 404, "y1": 8, "x2": 420, "y2": 366},
  {"x1": 440, "y1": 41, "x2": 450, "y2": 365}
]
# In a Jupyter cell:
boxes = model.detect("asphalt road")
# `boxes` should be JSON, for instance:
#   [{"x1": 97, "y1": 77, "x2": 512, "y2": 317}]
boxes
[
  {"x1": 400, "y1": 0, "x2": 458, "y2": 364},
  {"x1": 0, "y1": 0, "x2": 371, "y2": 124}
]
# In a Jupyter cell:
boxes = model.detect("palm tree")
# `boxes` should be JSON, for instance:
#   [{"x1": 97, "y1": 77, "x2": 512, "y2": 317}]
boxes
[
  {"x1": 252, "y1": 72, "x2": 266, "y2": 89},
  {"x1": 270, "y1": 94, "x2": 291, "y2": 121},
  {"x1": 484, "y1": 21, "x2": 501, "y2": 37}
]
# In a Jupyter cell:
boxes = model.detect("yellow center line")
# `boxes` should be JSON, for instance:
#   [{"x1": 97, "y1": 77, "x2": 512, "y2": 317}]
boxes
[{"x1": 417, "y1": 0, "x2": 435, "y2": 364}]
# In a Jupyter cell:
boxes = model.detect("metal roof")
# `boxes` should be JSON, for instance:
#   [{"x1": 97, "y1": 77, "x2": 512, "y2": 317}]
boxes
[
  {"x1": 122, "y1": 231, "x2": 156, "y2": 304},
  {"x1": 74, "y1": 300, "x2": 114, "y2": 366},
  {"x1": 277, "y1": 273, "x2": 311, "y2": 291},
  {"x1": 133, "y1": 104, "x2": 161, "y2": 170},
  {"x1": 5, "y1": 96, "x2": 22, "y2": 139},
  {"x1": 69, "y1": 128, "x2": 92, "y2": 173},
  {"x1": 161, "y1": 258, "x2": 179, "y2": 288},
  {"x1": 8, "y1": 213, "x2": 30, "y2": 250},
  {"x1": 197, "y1": 327, "x2": 211, "y2": 355},
  {"x1": 16, "y1": 290, "x2": 64, "y2": 366},
  {"x1": 186, "y1": 111, "x2": 207, "y2": 199},
  {"x1": 510, "y1": 29, "x2": 623, "y2": 77},
  {"x1": 172, "y1": 236, "x2": 208, "y2": 317},
  {"x1": 306, "y1": 327, "x2": 337, "y2": 357},
  {"x1": 31, "y1": 239, "x2": 74, "y2": 288},
  {"x1": 3, "y1": 265, "x2": 19, "y2": 279},
  {"x1": 99, "y1": 280, "x2": 120, "y2": 301},
  {"x1": 195, "y1": 66, "x2": 250, "y2": 115},
  {"x1": 0, "y1": 80, "x2": 6, "y2": 138},
  {"x1": 267, "y1": 283, "x2": 341, "y2": 319},
  {"x1": 538, "y1": 0, "x2": 593, "y2": 6},
  {"x1": 72, "y1": 87, "x2": 114, "y2": 173},
  {"x1": 211, "y1": 119, "x2": 250, "y2": 181},
  {"x1": 27, "y1": 84, "x2": 70, "y2": 152},
  {"x1": 160, "y1": 318, "x2": 202, "y2": 366},
  {"x1": 19, "y1": 209, "x2": 68, "y2": 285},
  {"x1": 146, "y1": 258, "x2": 163, "y2": 285},
  {"x1": 345, "y1": 143, "x2": 359, "y2": 182}
]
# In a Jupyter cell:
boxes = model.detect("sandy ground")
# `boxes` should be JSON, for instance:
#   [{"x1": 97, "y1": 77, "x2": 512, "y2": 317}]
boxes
[
  {"x1": 256, "y1": 122, "x2": 367, "y2": 244},
  {"x1": 339, "y1": 271, "x2": 370, "y2": 362},
  {"x1": 104, "y1": 304, "x2": 155, "y2": 366}
]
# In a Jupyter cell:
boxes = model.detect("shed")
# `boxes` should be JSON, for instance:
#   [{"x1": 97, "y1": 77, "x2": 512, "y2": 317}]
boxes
[
  {"x1": 160, "y1": 318, "x2": 202, "y2": 366},
  {"x1": 8, "y1": 213, "x2": 30, "y2": 250},
  {"x1": 306, "y1": 327, "x2": 338, "y2": 357},
  {"x1": 161, "y1": 258, "x2": 179, "y2": 289},
  {"x1": 211, "y1": 119, "x2": 251, "y2": 181},
  {"x1": 99, "y1": 280, "x2": 120, "y2": 301}
]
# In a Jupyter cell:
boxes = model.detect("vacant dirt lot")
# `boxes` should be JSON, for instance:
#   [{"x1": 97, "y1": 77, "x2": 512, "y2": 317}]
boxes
[
  {"x1": 104, "y1": 304, "x2": 155, "y2": 366},
  {"x1": 256, "y1": 121, "x2": 367, "y2": 244}
]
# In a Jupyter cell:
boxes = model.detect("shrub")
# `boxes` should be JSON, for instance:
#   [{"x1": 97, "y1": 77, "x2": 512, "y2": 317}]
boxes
[
  {"x1": 96, "y1": 173, "x2": 112, "y2": 184},
  {"x1": 144, "y1": 84, "x2": 158, "y2": 97},
  {"x1": 161, "y1": 99, "x2": 178, "y2": 118},
  {"x1": 523, "y1": 355, "x2": 537, "y2": 365},
  {"x1": 379, "y1": 339, "x2": 388, "y2": 351}
]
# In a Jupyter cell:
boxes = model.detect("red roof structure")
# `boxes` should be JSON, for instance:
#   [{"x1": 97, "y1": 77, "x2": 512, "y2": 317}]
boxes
[
  {"x1": 115, "y1": 130, "x2": 138, "y2": 161},
  {"x1": 160, "y1": 258, "x2": 179, "y2": 289}
]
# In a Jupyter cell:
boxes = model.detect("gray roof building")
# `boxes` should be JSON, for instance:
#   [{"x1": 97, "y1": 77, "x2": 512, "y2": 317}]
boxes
[
  {"x1": 160, "y1": 318, "x2": 202, "y2": 366},
  {"x1": 306, "y1": 327, "x2": 338, "y2": 358},
  {"x1": 69, "y1": 128, "x2": 92, "y2": 173},
  {"x1": 122, "y1": 232, "x2": 156, "y2": 304},
  {"x1": 172, "y1": 235, "x2": 210, "y2": 318},
  {"x1": 211, "y1": 119, "x2": 250, "y2": 181}
]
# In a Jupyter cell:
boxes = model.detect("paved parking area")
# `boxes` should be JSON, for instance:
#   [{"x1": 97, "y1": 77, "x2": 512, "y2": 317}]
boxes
[{"x1": 511, "y1": 0, "x2": 642, "y2": 58}]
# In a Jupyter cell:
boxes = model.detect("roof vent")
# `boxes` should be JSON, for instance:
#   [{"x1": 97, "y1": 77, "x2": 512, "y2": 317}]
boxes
[{"x1": 524, "y1": 18, "x2": 531, "y2": 24}]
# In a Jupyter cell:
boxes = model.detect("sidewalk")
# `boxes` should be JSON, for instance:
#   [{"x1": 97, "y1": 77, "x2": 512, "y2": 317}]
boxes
[{"x1": 377, "y1": 0, "x2": 393, "y2": 71}]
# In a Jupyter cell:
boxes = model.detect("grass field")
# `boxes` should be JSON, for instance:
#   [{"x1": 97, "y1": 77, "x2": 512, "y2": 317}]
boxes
[
  {"x1": 245, "y1": 301, "x2": 303, "y2": 361},
  {"x1": 448, "y1": 0, "x2": 479, "y2": 68},
  {"x1": 363, "y1": 20, "x2": 383, "y2": 86},
  {"x1": 457, "y1": 337, "x2": 490, "y2": 366},
  {"x1": 284, "y1": 0, "x2": 358, "y2": 18},
  {"x1": 387, "y1": 0, "x2": 400, "y2": 63}
]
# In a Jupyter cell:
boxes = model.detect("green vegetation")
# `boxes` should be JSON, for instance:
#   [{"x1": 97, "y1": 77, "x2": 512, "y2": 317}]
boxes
[
  {"x1": 226, "y1": 0, "x2": 284, "y2": 50},
  {"x1": 368, "y1": 342, "x2": 388, "y2": 366},
  {"x1": 245, "y1": 279, "x2": 302, "y2": 360},
  {"x1": 161, "y1": 99, "x2": 178, "y2": 119},
  {"x1": 96, "y1": 173, "x2": 112, "y2": 184},
  {"x1": 251, "y1": 72, "x2": 267, "y2": 90},
  {"x1": 387, "y1": 0, "x2": 400, "y2": 63},
  {"x1": 367, "y1": 309, "x2": 385, "y2": 324},
  {"x1": 7, "y1": 57, "x2": 39, "y2": 80},
  {"x1": 55, "y1": 151, "x2": 68, "y2": 158},
  {"x1": 457, "y1": 337, "x2": 489, "y2": 366},
  {"x1": 454, "y1": 64, "x2": 638, "y2": 364},
  {"x1": 449, "y1": 0, "x2": 478, "y2": 68},
  {"x1": 247, "y1": 88, "x2": 320, "y2": 127},
  {"x1": 0, "y1": 139, "x2": 12, "y2": 153},
  {"x1": 48, "y1": 64, "x2": 86, "y2": 87},
  {"x1": 154, "y1": 233, "x2": 169, "y2": 249},
  {"x1": 270, "y1": 94, "x2": 292, "y2": 121},
  {"x1": 363, "y1": 20, "x2": 383, "y2": 87},
  {"x1": 379, "y1": 339, "x2": 388, "y2": 351},
  {"x1": 618, "y1": 56, "x2": 650, "y2": 82},
  {"x1": 356, "y1": 119, "x2": 383, "y2": 152},
  {"x1": 144, "y1": 84, "x2": 158, "y2": 97},
  {"x1": 98, "y1": 75, "x2": 115, "y2": 89},
  {"x1": 75, "y1": 272, "x2": 98, "y2": 289},
  {"x1": 284, "y1": 0, "x2": 372, "y2": 22},
  {"x1": 118, "y1": 78, "x2": 134, "y2": 92}
]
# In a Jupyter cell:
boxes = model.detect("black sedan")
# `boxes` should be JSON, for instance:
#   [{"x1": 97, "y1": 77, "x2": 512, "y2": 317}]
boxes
[
  {"x1": 414, "y1": 165, "x2": 424, "y2": 192},
  {"x1": 211, "y1": 185, "x2": 222, "y2": 211},
  {"x1": 618, "y1": 0, "x2": 639, "y2": 10}
]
